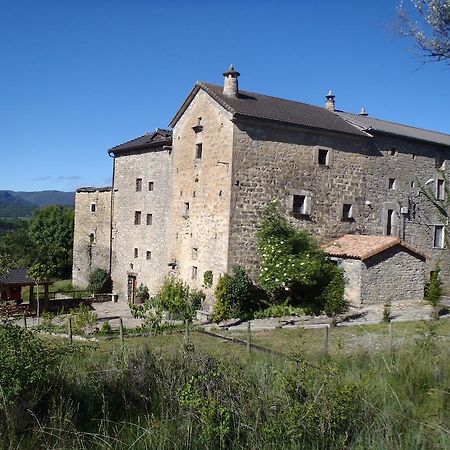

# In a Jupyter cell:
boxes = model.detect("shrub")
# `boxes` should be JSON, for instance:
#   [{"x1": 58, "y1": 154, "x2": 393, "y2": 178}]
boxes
[
  {"x1": 99, "y1": 320, "x2": 112, "y2": 336},
  {"x1": 203, "y1": 270, "x2": 213, "y2": 288},
  {"x1": 254, "y1": 302, "x2": 305, "y2": 319},
  {"x1": 212, "y1": 267, "x2": 258, "y2": 322},
  {"x1": 88, "y1": 268, "x2": 112, "y2": 294},
  {"x1": 322, "y1": 267, "x2": 348, "y2": 319},
  {"x1": 425, "y1": 264, "x2": 443, "y2": 320},
  {"x1": 136, "y1": 284, "x2": 150, "y2": 302},
  {"x1": 71, "y1": 304, "x2": 98, "y2": 335},
  {"x1": 257, "y1": 202, "x2": 336, "y2": 306}
]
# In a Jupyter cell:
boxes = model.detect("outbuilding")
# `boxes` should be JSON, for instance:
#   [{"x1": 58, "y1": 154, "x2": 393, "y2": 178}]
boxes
[{"x1": 323, "y1": 235, "x2": 426, "y2": 307}]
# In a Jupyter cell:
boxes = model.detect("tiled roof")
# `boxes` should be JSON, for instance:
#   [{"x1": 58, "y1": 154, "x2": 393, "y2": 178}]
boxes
[
  {"x1": 322, "y1": 234, "x2": 426, "y2": 261},
  {"x1": 0, "y1": 268, "x2": 36, "y2": 286},
  {"x1": 336, "y1": 111, "x2": 450, "y2": 148},
  {"x1": 108, "y1": 128, "x2": 172, "y2": 155},
  {"x1": 170, "y1": 83, "x2": 370, "y2": 138},
  {"x1": 76, "y1": 186, "x2": 112, "y2": 193}
]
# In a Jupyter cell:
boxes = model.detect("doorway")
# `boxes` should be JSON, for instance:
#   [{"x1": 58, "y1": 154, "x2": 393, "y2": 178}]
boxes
[{"x1": 127, "y1": 275, "x2": 136, "y2": 304}]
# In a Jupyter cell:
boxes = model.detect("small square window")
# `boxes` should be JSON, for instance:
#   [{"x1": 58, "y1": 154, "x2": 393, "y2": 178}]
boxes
[
  {"x1": 136, "y1": 178, "x2": 142, "y2": 192},
  {"x1": 146, "y1": 213, "x2": 153, "y2": 225},
  {"x1": 192, "y1": 247, "x2": 198, "y2": 260},
  {"x1": 90, "y1": 203, "x2": 96, "y2": 213},
  {"x1": 318, "y1": 149, "x2": 329, "y2": 166},
  {"x1": 433, "y1": 225, "x2": 444, "y2": 248},
  {"x1": 134, "y1": 211, "x2": 142, "y2": 225},
  {"x1": 195, "y1": 143, "x2": 203, "y2": 159},
  {"x1": 388, "y1": 178, "x2": 397, "y2": 190},
  {"x1": 192, "y1": 266, "x2": 198, "y2": 280},
  {"x1": 146, "y1": 251, "x2": 152, "y2": 260},
  {"x1": 342, "y1": 203, "x2": 354, "y2": 221},
  {"x1": 436, "y1": 179, "x2": 445, "y2": 200},
  {"x1": 148, "y1": 181, "x2": 154, "y2": 191},
  {"x1": 183, "y1": 202, "x2": 190, "y2": 218},
  {"x1": 134, "y1": 248, "x2": 138, "y2": 258},
  {"x1": 292, "y1": 195, "x2": 311, "y2": 216}
]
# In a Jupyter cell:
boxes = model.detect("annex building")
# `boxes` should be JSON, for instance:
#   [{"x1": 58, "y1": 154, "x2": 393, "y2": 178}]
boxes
[{"x1": 72, "y1": 66, "x2": 450, "y2": 308}]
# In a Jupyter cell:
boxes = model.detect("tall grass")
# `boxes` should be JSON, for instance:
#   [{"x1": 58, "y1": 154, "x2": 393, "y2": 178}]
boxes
[{"x1": 0, "y1": 321, "x2": 449, "y2": 449}]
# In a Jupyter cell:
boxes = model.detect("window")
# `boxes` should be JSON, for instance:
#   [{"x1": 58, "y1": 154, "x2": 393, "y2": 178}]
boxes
[
  {"x1": 386, "y1": 209, "x2": 395, "y2": 236},
  {"x1": 388, "y1": 178, "x2": 397, "y2": 190},
  {"x1": 436, "y1": 150, "x2": 445, "y2": 169},
  {"x1": 390, "y1": 148, "x2": 397, "y2": 156},
  {"x1": 134, "y1": 248, "x2": 138, "y2": 258},
  {"x1": 146, "y1": 213, "x2": 153, "y2": 225},
  {"x1": 436, "y1": 179, "x2": 445, "y2": 200},
  {"x1": 318, "y1": 149, "x2": 329, "y2": 166},
  {"x1": 146, "y1": 251, "x2": 152, "y2": 260},
  {"x1": 191, "y1": 266, "x2": 198, "y2": 280},
  {"x1": 89, "y1": 233, "x2": 95, "y2": 244},
  {"x1": 148, "y1": 181, "x2": 154, "y2": 191},
  {"x1": 292, "y1": 195, "x2": 311, "y2": 216},
  {"x1": 342, "y1": 203, "x2": 354, "y2": 221},
  {"x1": 195, "y1": 143, "x2": 203, "y2": 159},
  {"x1": 411, "y1": 181, "x2": 415, "y2": 188},
  {"x1": 134, "y1": 211, "x2": 141, "y2": 225},
  {"x1": 136, "y1": 178, "x2": 142, "y2": 192},
  {"x1": 192, "y1": 247, "x2": 198, "y2": 260},
  {"x1": 90, "y1": 203, "x2": 96, "y2": 213},
  {"x1": 433, "y1": 225, "x2": 444, "y2": 248},
  {"x1": 183, "y1": 202, "x2": 190, "y2": 218}
]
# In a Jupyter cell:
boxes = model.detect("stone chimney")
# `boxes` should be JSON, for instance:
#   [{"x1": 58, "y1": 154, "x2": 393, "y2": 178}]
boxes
[
  {"x1": 325, "y1": 90, "x2": 335, "y2": 111},
  {"x1": 359, "y1": 107, "x2": 368, "y2": 116},
  {"x1": 223, "y1": 65, "x2": 240, "y2": 97}
]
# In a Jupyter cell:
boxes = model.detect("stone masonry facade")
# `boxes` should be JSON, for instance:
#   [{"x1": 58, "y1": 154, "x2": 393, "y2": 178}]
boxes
[{"x1": 72, "y1": 67, "x2": 450, "y2": 306}]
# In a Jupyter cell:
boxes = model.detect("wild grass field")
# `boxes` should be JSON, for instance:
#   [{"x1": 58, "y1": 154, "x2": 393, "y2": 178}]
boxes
[{"x1": 1, "y1": 319, "x2": 449, "y2": 449}]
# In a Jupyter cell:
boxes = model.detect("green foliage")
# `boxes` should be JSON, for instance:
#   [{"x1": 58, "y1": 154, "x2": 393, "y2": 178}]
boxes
[
  {"x1": 28, "y1": 262, "x2": 54, "y2": 283},
  {"x1": 130, "y1": 301, "x2": 163, "y2": 333},
  {"x1": 383, "y1": 302, "x2": 392, "y2": 323},
  {"x1": 136, "y1": 284, "x2": 150, "y2": 302},
  {"x1": 203, "y1": 269, "x2": 213, "y2": 288},
  {"x1": 212, "y1": 266, "x2": 258, "y2": 322},
  {"x1": 425, "y1": 264, "x2": 443, "y2": 319},
  {"x1": 254, "y1": 301, "x2": 305, "y2": 319},
  {"x1": 257, "y1": 203, "x2": 343, "y2": 309},
  {"x1": 28, "y1": 206, "x2": 74, "y2": 278},
  {"x1": 0, "y1": 321, "x2": 63, "y2": 405},
  {"x1": 70, "y1": 304, "x2": 98, "y2": 335},
  {"x1": 88, "y1": 268, "x2": 112, "y2": 294},
  {"x1": 99, "y1": 320, "x2": 113, "y2": 336},
  {"x1": 0, "y1": 253, "x2": 11, "y2": 277},
  {"x1": 322, "y1": 267, "x2": 348, "y2": 317}
]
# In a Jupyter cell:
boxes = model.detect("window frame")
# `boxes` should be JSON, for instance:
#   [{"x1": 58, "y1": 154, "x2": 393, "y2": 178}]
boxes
[
  {"x1": 436, "y1": 179, "x2": 445, "y2": 200},
  {"x1": 148, "y1": 181, "x2": 154, "y2": 191},
  {"x1": 136, "y1": 178, "x2": 142, "y2": 192},
  {"x1": 134, "y1": 211, "x2": 142, "y2": 225},
  {"x1": 134, "y1": 248, "x2": 139, "y2": 258},
  {"x1": 292, "y1": 194, "x2": 311, "y2": 216},
  {"x1": 146, "y1": 213, "x2": 153, "y2": 225},
  {"x1": 195, "y1": 143, "x2": 203, "y2": 159},
  {"x1": 90, "y1": 203, "x2": 96, "y2": 213},
  {"x1": 342, "y1": 203, "x2": 354, "y2": 222},
  {"x1": 433, "y1": 225, "x2": 445, "y2": 248}
]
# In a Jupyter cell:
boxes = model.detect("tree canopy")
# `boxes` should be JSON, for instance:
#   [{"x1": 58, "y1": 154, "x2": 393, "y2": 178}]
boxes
[{"x1": 397, "y1": 0, "x2": 450, "y2": 64}]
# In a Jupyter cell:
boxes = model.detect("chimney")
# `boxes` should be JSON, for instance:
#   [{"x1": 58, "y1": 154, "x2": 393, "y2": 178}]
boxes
[
  {"x1": 223, "y1": 64, "x2": 240, "y2": 97},
  {"x1": 325, "y1": 90, "x2": 335, "y2": 111},
  {"x1": 359, "y1": 107, "x2": 368, "y2": 116}
]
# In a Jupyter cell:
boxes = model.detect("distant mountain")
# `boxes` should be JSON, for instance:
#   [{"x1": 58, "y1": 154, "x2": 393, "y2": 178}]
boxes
[{"x1": 0, "y1": 190, "x2": 75, "y2": 218}]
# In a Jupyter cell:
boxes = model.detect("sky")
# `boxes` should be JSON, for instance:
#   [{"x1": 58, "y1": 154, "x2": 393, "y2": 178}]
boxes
[{"x1": 0, "y1": 0, "x2": 449, "y2": 192}]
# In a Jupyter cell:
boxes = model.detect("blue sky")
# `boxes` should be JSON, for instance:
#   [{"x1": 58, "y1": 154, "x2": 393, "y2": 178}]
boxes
[{"x1": 1, "y1": 0, "x2": 449, "y2": 192}]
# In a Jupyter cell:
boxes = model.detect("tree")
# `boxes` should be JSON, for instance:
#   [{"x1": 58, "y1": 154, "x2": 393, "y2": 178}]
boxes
[
  {"x1": 28, "y1": 206, "x2": 74, "y2": 278},
  {"x1": 425, "y1": 263, "x2": 443, "y2": 319},
  {"x1": 397, "y1": 0, "x2": 450, "y2": 65}
]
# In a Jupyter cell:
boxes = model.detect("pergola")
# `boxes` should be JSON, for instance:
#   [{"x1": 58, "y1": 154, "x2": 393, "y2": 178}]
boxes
[{"x1": 0, "y1": 268, "x2": 51, "y2": 312}]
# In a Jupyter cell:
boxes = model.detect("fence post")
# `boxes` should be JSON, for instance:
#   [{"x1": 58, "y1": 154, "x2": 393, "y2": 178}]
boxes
[
  {"x1": 23, "y1": 314, "x2": 27, "y2": 330},
  {"x1": 324, "y1": 325, "x2": 329, "y2": 357},
  {"x1": 68, "y1": 317, "x2": 73, "y2": 344},
  {"x1": 119, "y1": 317, "x2": 124, "y2": 346},
  {"x1": 247, "y1": 321, "x2": 251, "y2": 354}
]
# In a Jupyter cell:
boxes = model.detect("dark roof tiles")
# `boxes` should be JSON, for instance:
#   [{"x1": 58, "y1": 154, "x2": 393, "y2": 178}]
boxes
[
  {"x1": 108, "y1": 128, "x2": 172, "y2": 155},
  {"x1": 0, "y1": 268, "x2": 37, "y2": 286}
]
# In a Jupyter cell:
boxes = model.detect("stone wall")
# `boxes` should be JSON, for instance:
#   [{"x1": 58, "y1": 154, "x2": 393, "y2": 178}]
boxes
[
  {"x1": 340, "y1": 258, "x2": 362, "y2": 307},
  {"x1": 72, "y1": 188, "x2": 112, "y2": 288},
  {"x1": 111, "y1": 147, "x2": 172, "y2": 301},
  {"x1": 361, "y1": 246, "x2": 425, "y2": 305},
  {"x1": 169, "y1": 90, "x2": 234, "y2": 309},
  {"x1": 228, "y1": 117, "x2": 449, "y2": 287}
]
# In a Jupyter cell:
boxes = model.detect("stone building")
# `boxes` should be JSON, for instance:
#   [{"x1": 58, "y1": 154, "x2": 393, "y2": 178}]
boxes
[
  {"x1": 323, "y1": 235, "x2": 426, "y2": 306},
  {"x1": 72, "y1": 66, "x2": 450, "y2": 306}
]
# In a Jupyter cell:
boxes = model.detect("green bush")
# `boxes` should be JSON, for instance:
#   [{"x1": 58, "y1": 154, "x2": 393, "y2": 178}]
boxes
[
  {"x1": 212, "y1": 267, "x2": 258, "y2": 322},
  {"x1": 136, "y1": 284, "x2": 150, "y2": 302},
  {"x1": 88, "y1": 268, "x2": 112, "y2": 294},
  {"x1": 203, "y1": 270, "x2": 213, "y2": 288},
  {"x1": 254, "y1": 301, "x2": 305, "y2": 319},
  {"x1": 71, "y1": 304, "x2": 98, "y2": 335},
  {"x1": 99, "y1": 320, "x2": 112, "y2": 336},
  {"x1": 322, "y1": 267, "x2": 348, "y2": 318}
]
